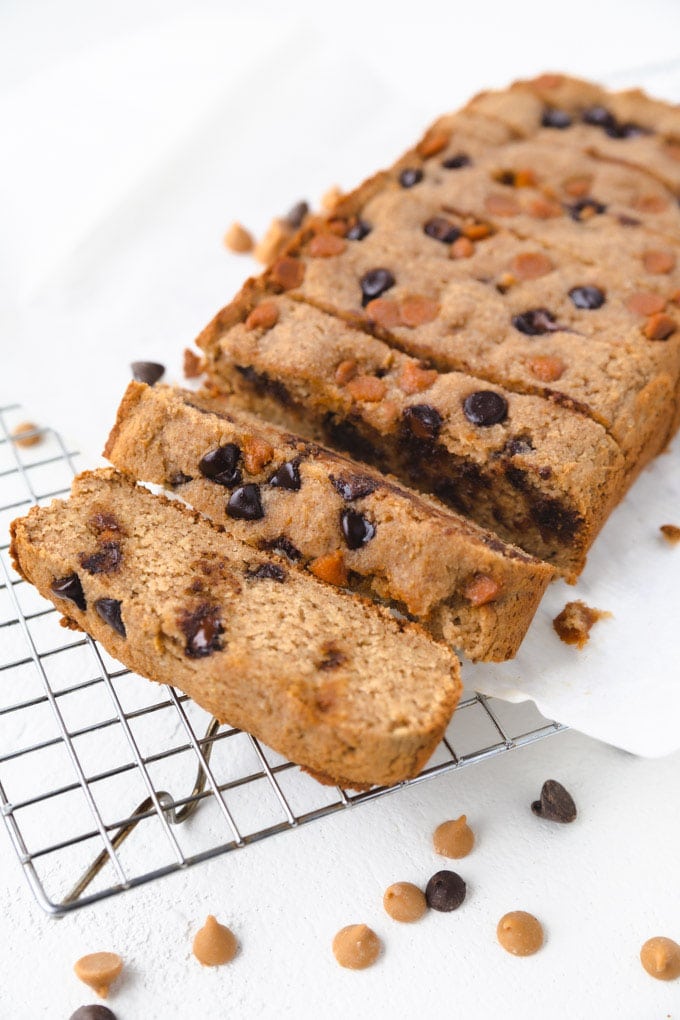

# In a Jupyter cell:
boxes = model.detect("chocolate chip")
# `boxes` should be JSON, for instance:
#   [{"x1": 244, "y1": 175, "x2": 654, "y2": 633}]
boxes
[
  {"x1": 463, "y1": 391, "x2": 508, "y2": 427},
  {"x1": 541, "y1": 107, "x2": 572, "y2": 129},
  {"x1": 259, "y1": 535, "x2": 302, "y2": 561},
  {"x1": 227, "y1": 484, "x2": 264, "y2": 520},
  {"x1": 423, "y1": 216, "x2": 461, "y2": 244},
  {"x1": 79, "y1": 541, "x2": 122, "y2": 575},
  {"x1": 340, "y1": 508, "x2": 376, "y2": 549},
  {"x1": 168, "y1": 471, "x2": 193, "y2": 487},
  {"x1": 442, "y1": 152, "x2": 471, "y2": 169},
  {"x1": 346, "y1": 219, "x2": 372, "y2": 241},
  {"x1": 567, "y1": 197, "x2": 607, "y2": 221},
  {"x1": 70, "y1": 1007, "x2": 118, "y2": 1020},
  {"x1": 512, "y1": 308, "x2": 560, "y2": 335},
  {"x1": 284, "y1": 200, "x2": 309, "y2": 228},
  {"x1": 268, "y1": 459, "x2": 301, "y2": 491},
  {"x1": 531, "y1": 779, "x2": 577, "y2": 823},
  {"x1": 402, "y1": 403, "x2": 443, "y2": 441},
  {"x1": 608, "y1": 121, "x2": 648, "y2": 139},
  {"x1": 329, "y1": 474, "x2": 377, "y2": 501},
  {"x1": 582, "y1": 105, "x2": 617, "y2": 130},
  {"x1": 360, "y1": 268, "x2": 396, "y2": 307},
  {"x1": 88, "y1": 512, "x2": 121, "y2": 535},
  {"x1": 95, "y1": 598, "x2": 126, "y2": 637},
  {"x1": 505, "y1": 436, "x2": 534, "y2": 456},
  {"x1": 569, "y1": 285, "x2": 605, "y2": 310},
  {"x1": 199, "y1": 444, "x2": 242, "y2": 487},
  {"x1": 180, "y1": 603, "x2": 223, "y2": 658},
  {"x1": 51, "y1": 573, "x2": 86, "y2": 611},
  {"x1": 425, "y1": 870, "x2": 466, "y2": 911},
  {"x1": 131, "y1": 361, "x2": 165, "y2": 386},
  {"x1": 399, "y1": 167, "x2": 423, "y2": 188},
  {"x1": 248, "y1": 562, "x2": 287, "y2": 582},
  {"x1": 319, "y1": 643, "x2": 346, "y2": 670},
  {"x1": 618, "y1": 213, "x2": 641, "y2": 227},
  {"x1": 497, "y1": 170, "x2": 517, "y2": 186}
]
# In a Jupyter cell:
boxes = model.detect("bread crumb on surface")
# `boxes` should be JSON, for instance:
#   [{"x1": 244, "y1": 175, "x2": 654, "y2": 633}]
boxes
[{"x1": 553, "y1": 600, "x2": 611, "y2": 649}]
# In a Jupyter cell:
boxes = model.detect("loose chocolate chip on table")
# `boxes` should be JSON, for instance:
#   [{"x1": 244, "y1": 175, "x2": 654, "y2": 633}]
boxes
[
  {"x1": 70, "y1": 1007, "x2": 118, "y2": 1020},
  {"x1": 463, "y1": 391, "x2": 508, "y2": 427},
  {"x1": 541, "y1": 107, "x2": 572, "y2": 129},
  {"x1": 346, "y1": 219, "x2": 372, "y2": 241},
  {"x1": 130, "y1": 361, "x2": 165, "y2": 386},
  {"x1": 531, "y1": 778, "x2": 577, "y2": 823},
  {"x1": 425, "y1": 870, "x2": 467, "y2": 911},
  {"x1": 180, "y1": 604, "x2": 224, "y2": 658},
  {"x1": 582, "y1": 105, "x2": 617, "y2": 130},
  {"x1": 512, "y1": 308, "x2": 561, "y2": 335},
  {"x1": 567, "y1": 197, "x2": 607, "y2": 221},
  {"x1": 79, "y1": 541, "x2": 122, "y2": 575},
  {"x1": 248, "y1": 562, "x2": 287, "y2": 582},
  {"x1": 399, "y1": 167, "x2": 423, "y2": 188},
  {"x1": 341, "y1": 508, "x2": 376, "y2": 549},
  {"x1": 329, "y1": 474, "x2": 377, "y2": 501},
  {"x1": 51, "y1": 573, "x2": 86, "y2": 611},
  {"x1": 569, "y1": 285, "x2": 605, "y2": 310},
  {"x1": 95, "y1": 598, "x2": 126, "y2": 637},
  {"x1": 199, "y1": 444, "x2": 242, "y2": 487},
  {"x1": 284, "y1": 200, "x2": 309, "y2": 228},
  {"x1": 360, "y1": 268, "x2": 396, "y2": 307},
  {"x1": 402, "y1": 403, "x2": 443, "y2": 441},
  {"x1": 423, "y1": 216, "x2": 461, "y2": 244},
  {"x1": 442, "y1": 152, "x2": 471, "y2": 169},
  {"x1": 268, "y1": 459, "x2": 301, "y2": 491},
  {"x1": 227, "y1": 483, "x2": 265, "y2": 520}
]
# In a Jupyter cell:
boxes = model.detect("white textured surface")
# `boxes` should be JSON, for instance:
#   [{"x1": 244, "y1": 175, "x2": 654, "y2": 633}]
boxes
[{"x1": 2, "y1": 3, "x2": 680, "y2": 1017}]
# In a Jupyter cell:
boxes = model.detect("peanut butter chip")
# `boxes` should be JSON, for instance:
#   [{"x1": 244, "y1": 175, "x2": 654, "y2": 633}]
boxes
[
  {"x1": 270, "y1": 256, "x2": 305, "y2": 290},
  {"x1": 660, "y1": 524, "x2": 680, "y2": 545},
  {"x1": 332, "y1": 925, "x2": 381, "y2": 969},
  {"x1": 335, "y1": 359, "x2": 358, "y2": 386},
  {"x1": 366, "y1": 297, "x2": 403, "y2": 329},
  {"x1": 510, "y1": 252, "x2": 554, "y2": 280},
  {"x1": 309, "y1": 550, "x2": 348, "y2": 587},
  {"x1": 462, "y1": 574, "x2": 500, "y2": 606},
  {"x1": 433, "y1": 815, "x2": 475, "y2": 858},
  {"x1": 309, "y1": 233, "x2": 347, "y2": 258},
  {"x1": 192, "y1": 915, "x2": 238, "y2": 967},
  {"x1": 383, "y1": 882, "x2": 427, "y2": 922},
  {"x1": 644, "y1": 312, "x2": 676, "y2": 340},
  {"x1": 643, "y1": 250, "x2": 676, "y2": 275},
  {"x1": 640, "y1": 937, "x2": 680, "y2": 981},
  {"x1": 398, "y1": 362, "x2": 437, "y2": 394},
  {"x1": 450, "y1": 236, "x2": 475, "y2": 259},
  {"x1": 242, "y1": 435, "x2": 274, "y2": 474},
  {"x1": 485, "y1": 193, "x2": 521, "y2": 217},
  {"x1": 497, "y1": 912, "x2": 544, "y2": 956},
  {"x1": 527, "y1": 355, "x2": 566, "y2": 383},
  {"x1": 625, "y1": 292, "x2": 665, "y2": 317},
  {"x1": 399, "y1": 295, "x2": 440, "y2": 327},
  {"x1": 73, "y1": 953, "x2": 123, "y2": 999},
  {"x1": 245, "y1": 301, "x2": 280, "y2": 332},
  {"x1": 346, "y1": 375, "x2": 387, "y2": 402},
  {"x1": 11, "y1": 421, "x2": 42, "y2": 448},
  {"x1": 223, "y1": 221, "x2": 254, "y2": 254}
]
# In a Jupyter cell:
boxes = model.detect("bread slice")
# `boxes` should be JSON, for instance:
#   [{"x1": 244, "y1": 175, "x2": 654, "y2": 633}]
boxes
[
  {"x1": 104, "y1": 381, "x2": 555, "y2": 661},
  {"x1": 10, "y1": 469, "x2": 461, "y2": 789}
]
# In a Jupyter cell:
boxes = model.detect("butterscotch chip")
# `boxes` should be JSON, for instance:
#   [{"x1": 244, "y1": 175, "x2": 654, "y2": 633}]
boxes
[
  {"x1": 398, "y1": 362, "x2": 437, "y2": 394},
  {"x1": 553, "y1": 600, "x2": 611, "y2": 648},
  {"x1": 309, "y1": 234, "x2": 347, "y2": 258},
  {"x1": 640, "y1": 937, "x2": 680, "y2": 981},
  {"x1": 365, "y1": 297, "x2": 403, "y2": 329},
  {"x1": 73, "y1": 953, "x2": 123, "y2": 999},
  {"x1": 625, "y1": 292, "x2": 665, "y2": 317},
  {"x1": 633, "y1": 194, "x2": 669, "y2": 214},
  {"x1": 270, "y1": 256, "x2": 305, "y2": 291},
  {"x1": 528, "y1": 197, "x2": 562, "y2": 219},
  {"x1": 418, "y1": 128, "x2": 450, "y2": 158},
  {"x1": 510, "y1": 252, "x2": 554, "y2": 280},
  {"x1": 643, "y1": 250, "x2": 676, "y2": 275},
  {"x1": 531, "y1": 72, "x2": 564, "y2": 90},
  {"x1": 11, "y1": 421, "x2": 42, "y2": 448},
  {"x1": 334, "y1": 359, "x2": 358, "y2": 386},
  {"x1": 192, "y1": 915, "x2": 238, "y2": 967},
  {"x1": 496, "y1": 272, "x2": 516, "y2": 293},
  {"x1": 321, "y1": 185, "x2": 343, "y2": 211},
  {"x1": 242, "y1": 435, "x2": 274, "y2": 474},
  {"x1": 183, "y1": 348, "x2": 204, "y2": 379},
  {"x1": 462, "y1": 222, "x2": 492, "y2": 240},
  {"x1": 399, "y1": 295, "x2": 440, "y2": 327},
  {"x1": 462, "y1": 574, "x2": 500, "y2": 606},
  {"x1": 223, "y1": 221, "x2": 254, "y2": 254},
  {"x1": 332, "y1": 925, "x2": 381, "y2": 969},
  {"x1": 513, "y1": 168, "x2": 536, "y2": 188},
  {"x1": 563, "y1": 175, "x2": 592, "y2": 198},
  {"x1": 254, "y1": 219, "x2": 293, "y2": 264},
  {"x1": 309, "y1": 550, "x2": 348, "y2": 587},
  {"x1": 450, "y1": 236, "x2": 475, "y2": 259},
  {"x1": 346, "y1": 375, "x2": 387, "y2": 402},
  {"x1": 497, "y1": 912, "x2": 544, "y2": 956},
  {"x1": 643, "y1": 312, "x2": 676, "y2": 340},
  {"x1": 245, "y1": 301, "x2": 279, "y2": 332},
  {"x1": 485, "y1": 193, "x2": 521, "y2": 217},
  {"x1": 660, "y1": 524, "x2": 680, "y2": 545},
  {"x1": 383, "y1": 882, "x2": 427, "y2": 922},
  {"x1": 433, "y1": 815, "x2": 475, "y2": 858},
  {"x1": 527, "y1": 355, "x2": 566, "y2": 383}
]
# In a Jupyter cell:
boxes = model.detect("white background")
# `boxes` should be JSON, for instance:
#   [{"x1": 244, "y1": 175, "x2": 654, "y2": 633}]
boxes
[{"x1": 2, "y1": 2, "x2": 680, "y2": 1017}]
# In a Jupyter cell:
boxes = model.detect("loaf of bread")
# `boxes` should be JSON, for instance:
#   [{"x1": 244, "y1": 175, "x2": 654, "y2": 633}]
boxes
[
  {"x1": 9, "y1": 469, "x2": 462, "y2": 788},
  {"x1": 104, "y1": 381, "x2": 555, "y2": 661}
]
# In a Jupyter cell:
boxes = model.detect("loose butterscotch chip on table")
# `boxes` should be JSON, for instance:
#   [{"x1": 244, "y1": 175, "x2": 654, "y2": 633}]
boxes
[
  {"x1": 332, "y1": 924, "x2": 382, "y2": 969},
  {"x1": 383, "y1": 882, "x2": 427, "y2": 923},
  {"x1": 11, "y1": 421, "x2": 42, "y2": 448},
  {"x1": 73, "y1": 953, "x2": 123, "y2": 999},
  {"x1": 497, "y1": 912, "x2": 544, "y2": 956},
  {"x1": 192, "y1": 915, "x2": 238, "y2": 966},
  {"x1": 640, "y1": 936, "x2": 680, "y2": 980},
  {"x1": 433, "y1": 815, "x2": 475, "y2": 858},
  {"x1": 553, "y1": 600, "x2": 611, "y2": 649}
]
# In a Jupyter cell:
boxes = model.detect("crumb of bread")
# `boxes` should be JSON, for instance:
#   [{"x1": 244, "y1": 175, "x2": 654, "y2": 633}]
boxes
[
  {"x1": 183, "y1": 348, "x2": 205, "y2": 379},
  {"x1": 553, "y1": 600, "x2": 611, "y2": 649}
]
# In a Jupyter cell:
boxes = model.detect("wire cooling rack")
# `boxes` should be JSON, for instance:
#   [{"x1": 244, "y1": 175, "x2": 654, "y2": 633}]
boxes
[{"x1": 0, "y1": 403, "x2": 565, "y2": 917}]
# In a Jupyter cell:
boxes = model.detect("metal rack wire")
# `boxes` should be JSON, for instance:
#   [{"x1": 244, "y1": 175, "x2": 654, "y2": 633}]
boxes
[{"x1": 0, "y1": 403, "x2": 565, "y2": 916}]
